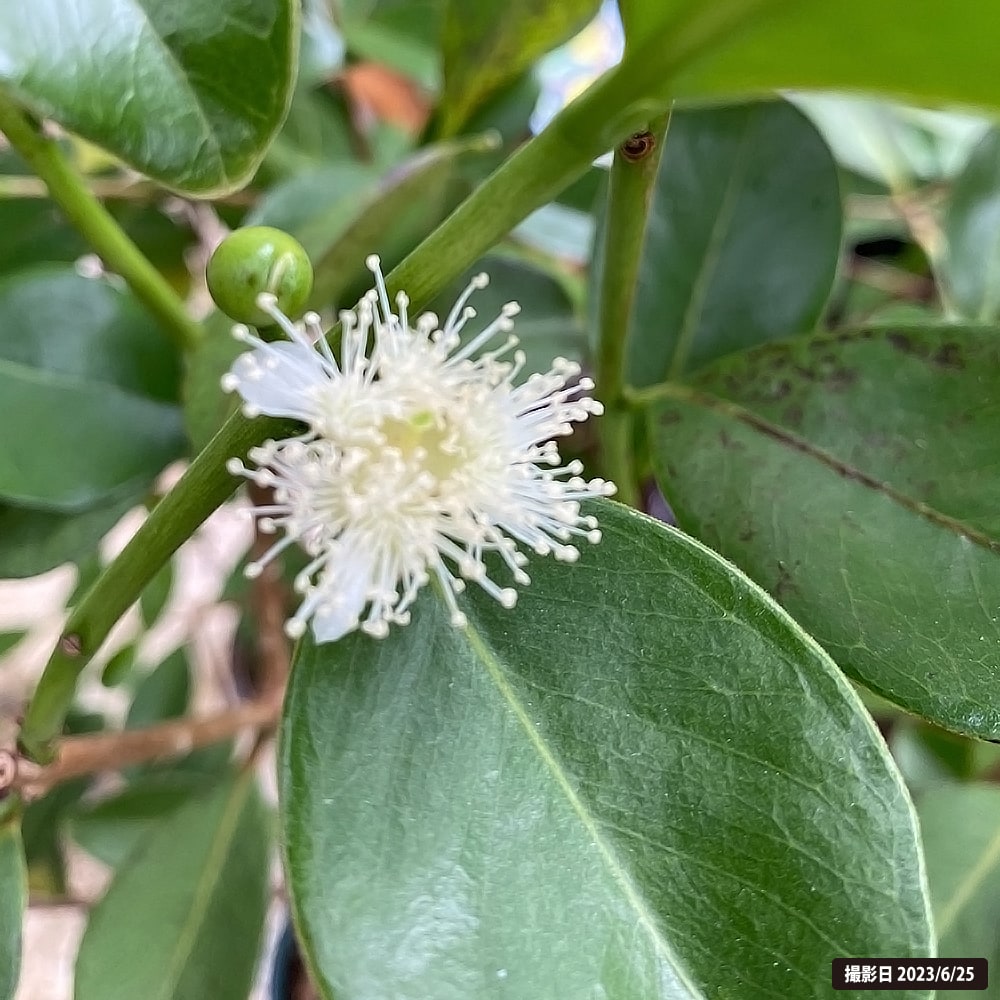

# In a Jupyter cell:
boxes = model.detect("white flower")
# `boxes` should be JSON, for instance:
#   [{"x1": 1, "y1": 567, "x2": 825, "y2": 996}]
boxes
[{"x1": 222, "y1": 255, "x2": 615, "y2": 643}]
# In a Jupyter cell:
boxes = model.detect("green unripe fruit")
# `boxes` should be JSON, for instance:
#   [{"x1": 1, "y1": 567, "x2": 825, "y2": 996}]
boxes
[{"x1": 207, "y1": 226, "x2": 313, "y2": 325}]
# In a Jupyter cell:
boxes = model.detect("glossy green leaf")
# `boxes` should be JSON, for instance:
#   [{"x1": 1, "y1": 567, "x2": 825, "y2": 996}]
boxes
[
  {"x1": 428, "y1": 254, "x2": 586, "y2": 379},
  {"x1": 646, "y1": 324, "x2": 1000, "y2": 738},
  {"x1": 0, "y1": 360, "x2": 183, "y2": 511},
  {"x1": 0, "y1": 495, "x2": 134, "y2": 579},
  {"x1": 0, "y1": 0, "x2": 298, "y2": 193},
  {"x1": 940, "y1": 129, "x2": 1000, "y2": 321},
  {"x1": 69, "y1": 775, "x2": 202, "y2": 868},
  {"x1": 0, "y1": 267, "x2": 185, "y2": 511},
  {"x1": 514, "y1": 202, "x2": 595, "y2": 266},
  {"x1": 919, "y1": 785, "x2": 1000, "y2": 998},
  {"x1": 438, "y1": 0, "x2": 599, "y2": 136},
  {"x1": 607, "y1": 99, "x2": 840, "y2": 386},
  {"x1": 281, "y1": 501, "x2": 931, "y2": 999},
  {"x1": 0, "y1": 267, "x2": 181, "y2": 402},
  {"x1": 75, "y1": 774, "x2": 270, "y2": 1000},
  {"x1": 0, "y1": 817, "x2": 25, "y2": 1000},
  {"x1": 624, "y1": 2, "x2": 1000, "y2": 112}
]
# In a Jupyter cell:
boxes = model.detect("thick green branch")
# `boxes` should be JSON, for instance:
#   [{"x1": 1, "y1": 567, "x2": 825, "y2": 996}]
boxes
[
  {"x1": 594, "y1": 114, "x2": 671, "y2": 506},
  {"x1": 0, "y1": 92, "x2": 202, "y2": 351}
]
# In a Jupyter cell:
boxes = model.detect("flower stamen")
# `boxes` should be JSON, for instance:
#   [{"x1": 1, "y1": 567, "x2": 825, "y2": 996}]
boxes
[{"x1": 221, "y1": 258, "x2": 615, "y2": 643}]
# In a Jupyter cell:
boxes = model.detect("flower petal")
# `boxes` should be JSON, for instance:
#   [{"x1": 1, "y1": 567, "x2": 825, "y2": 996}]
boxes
[{"x1": 227, "y1": 342, "x2": 325, "y2": 421}]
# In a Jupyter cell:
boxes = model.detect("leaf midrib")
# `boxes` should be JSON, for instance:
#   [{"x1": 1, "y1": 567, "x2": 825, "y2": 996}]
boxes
[
  {"x1": 153, "y1": 778, "x2": 251, "y2": 1000},
  {"x1": 666, "y1": 107, "x2": 756, "y2": 380},
  {"x1": 640, "y1": 379, "x2": 1000, "y2": 556},
  {"x1": 458, "y1": 616, "x2": 706, "y2": 1000},
  {"x1": 130, "y1": 0, "x2": 226, "y2": 179}
]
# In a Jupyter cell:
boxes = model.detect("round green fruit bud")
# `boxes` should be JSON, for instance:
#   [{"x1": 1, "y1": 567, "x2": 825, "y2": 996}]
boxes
[{"x1": 207, "y1": 226, "x2": 313, "y2": 325}]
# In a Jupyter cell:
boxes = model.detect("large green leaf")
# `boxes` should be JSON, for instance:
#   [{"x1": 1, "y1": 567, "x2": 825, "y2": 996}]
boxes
[
  {"x1": 919, "y1": 785, "x2": 1000, "y2": 999},
  {"x1": 600, "y1": 99, "x2": 841, "y2": 386},
  {"x1": 0, "y1": 816, "x2": 25, "y2": 1000},
  {"x1": 69, "y1": 775, "x2": 204, "y2": 869},
  {"x1": 438, "y1": 0, "x2": 599, "y2": 136},
  {"x1": 0, "y1": 0, "x2": 298, "y2": 193},
  {"x1": 0, "y1": 267, "x2": 185, "y2": 511},
  {"x1": 75, "y1": 774, "x2": 270, "y2": 1000},
  {"x1": 646, "y1": 324, "x2": 1000, "y2": 738},
  {"x1": 280, "y1": 501, "x2": 931, "y2": 999},
  {"x1": 0, "y1": 358, "x2": 183, "y2": 510},
  {"x1": 0, "y1": 494, "x2": 134, "y2": 578},
  {"x1": 939, "y1": 129, "x2": 1000, "y2": 321},
  {"x1": 0, "y1": 266, "x2": 181, "y2": 402},
  {"x1": 622, "y1": 1, "x2": 1000, "y2": 112}
]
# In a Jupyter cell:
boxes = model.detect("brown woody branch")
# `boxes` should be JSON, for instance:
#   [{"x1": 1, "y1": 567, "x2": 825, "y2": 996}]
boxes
[{"x1": 6, "y1": 689, "x2": 282, "y2": 801}]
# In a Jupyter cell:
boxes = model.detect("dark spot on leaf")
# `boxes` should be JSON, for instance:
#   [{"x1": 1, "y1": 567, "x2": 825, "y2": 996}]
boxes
[
  {"x1": 827, "y1": 367, "x2": 858, "y2": 391},
  {"x1": 831, "y1": 328, "x2": 876, "y2": 344},
  {"x1": 886, "y1": 331, "x2": 930, "y2": 358},
  {"x1": 772, "y1": 561, "x2": 799, "y2": 604},
  {"x1": 718, "y1": 429, "x2": 745, "y2": 450},
  {"x1": 934, "y1": 343, "x2": 965, "y2": 369},
  {"x1": 783, "y1": 404, "x2": 804, "y2": 427},
  {"x1": 658, "y1": 410, "x2": 681, "y2": 426}
]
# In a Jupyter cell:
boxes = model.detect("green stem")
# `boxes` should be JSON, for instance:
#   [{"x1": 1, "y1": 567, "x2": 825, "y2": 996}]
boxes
[
  {"x1": 17, "y1": 15, "x2": 745, "y2": 761},
  {"x1": 0, "y1": 93, "x2": 202, "y2": 351},
  {"x1": 594, "y1": 113, "x2": 671, "y2": 507},
  {"x1": 17, "y1": 411, "x2": 298, "y2": 763}
]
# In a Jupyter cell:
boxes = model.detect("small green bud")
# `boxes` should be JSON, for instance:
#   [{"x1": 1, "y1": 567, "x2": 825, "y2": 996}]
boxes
[{"x1": 207, "y1": 226, "x2": 313, "y2": 325}]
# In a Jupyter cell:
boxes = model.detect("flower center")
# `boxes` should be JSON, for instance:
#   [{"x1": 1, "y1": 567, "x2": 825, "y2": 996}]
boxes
[{"x1": 379, "y1": 409, "x2": 465, "y2": 483}]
